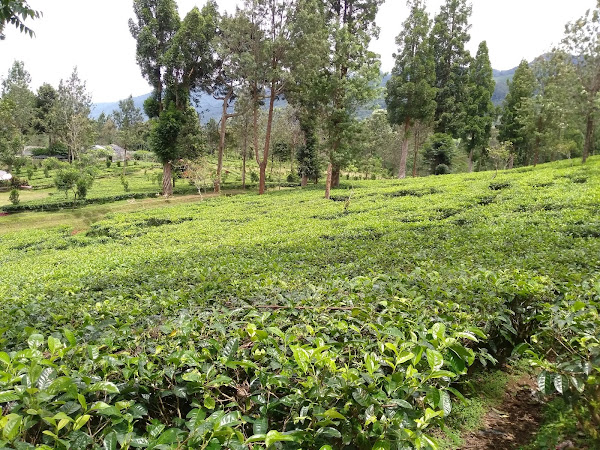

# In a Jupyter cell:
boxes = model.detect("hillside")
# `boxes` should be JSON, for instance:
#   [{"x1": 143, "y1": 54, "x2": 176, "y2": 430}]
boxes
[{"x1": 0, "y1": 158, "x2": 599, "y2": 448}]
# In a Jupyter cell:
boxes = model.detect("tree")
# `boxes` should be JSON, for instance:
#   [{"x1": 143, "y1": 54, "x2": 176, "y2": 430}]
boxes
[
  {"x1": 285, "y1": 0, "x2": 329, "y2": 186},
  {"x1": 0, "y1": 98, "x2": 21, "y2": 169},
  {"x1": 321, "y1": 0, "x2": 384, "y2": 198},
  {"x1": 51, "y1": 67, "x2": 94, "y2": 163},
  {"x1": 521, "y1": 53, "x2": 582, "y2": 166},
  {"x1": 498, "y1": 60, "x2": 535, "y2": 165},
  {"x1": 241, "y1": 0, "x2": 294, "y2": 195},
  {"x1": 386, "y1": 0, "x2": 436, "y2": 179},
  {"x1": 112, "y1": 95, "x2": 145, "y2": 174},
  {"x1": 1, "y1": 60, "x2": 35, "y2": 143},
  {"x1": 212, "y1": 11, "x2": 253, "y2": 193},
  {"x1": 561, "y1": 1, "x2": 600, "y2": 162},
  {"x1": 130, "y1": 0, "x2": 218, "y2": 196},
  {"x1": 423, "y1": 132, "x2": 455, "y2": 173},
  {"x1": 462, "y1": 41, "x2": 495, "y2": 172},
  {"x1": 430, "y1": 0, "x2": 472, "y2": 137},
  {"x1": 34, "y1": 83, "x2": 58, "y2": 148},
  {"x1": 0, "y1": 0, "x2": 41, "y2": 40}
]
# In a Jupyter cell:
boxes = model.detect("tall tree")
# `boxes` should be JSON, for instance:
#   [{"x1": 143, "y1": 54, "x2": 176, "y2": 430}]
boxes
[
  {"x1": 242, "y1": 0, "x2": 293, "y2": 195},
  {"x1": 561, "y1": 1, "x2": 600, "y2": 162},
  {"x1": 212, "y1": 11, "x2": 253, "y2": 193},
  {"x1": 521, "y1": 53, "x2": 582, "y2": 166},
  {"x1": 34, "y1": 83, "x2": 58, "y2": 148},
  {"x1": 51, "y1": 67, "x2": 94, "y2": 163},
  {"x1": 430, "y1": 0, "x2": 472, "y2": 137},
  {"x1": 498, "y1": 60, "x2": 535, "y2": 165},
  {"x1": 321, "y1": 0, "x2": 384, "y2": 198},
  {"x1": 386, "y1": 0, "x2": 436, "y2": 179},
  {"x1": 1, "y1": 60, "x2": 35, "y2": 143},
  {"x1": 112, "y1": 95, "x2": 145, "y2": 173},
  {"x1": 462, "y1": 41, "x2": 495, "y2": 172},
  {"x1": 285, "y1": 0, "x2": 329, "y2": 187},
  {"x1": 0, "y1": 0, "x2": 41, "y2": 39},
  {"x1": 130, "y1": 0, "x2": 218, "y2": 196}
]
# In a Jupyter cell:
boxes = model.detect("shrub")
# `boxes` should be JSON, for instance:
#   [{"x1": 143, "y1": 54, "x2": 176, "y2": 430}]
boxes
[
  {"x1": 120, "y1": 174, "x2": 130, "y2": 192},
  {"x1": 250, "y1": 171, "x2": 259, "y2": 183},
  {"x1": 435, "y1": 164, "x2": 451, "y2": 175},
  {"x1": 424, "y1": 133, "x2": 455, "y2": 173},
  {"x1": 133, "y1": 150, "x2": 156, "y2": 162},
  {"x1": 287, "y1": 172, "x2": 300, "y2": 183},
  {"x1": 9, "y1": 188, "x2": 19, "y2": 205}
]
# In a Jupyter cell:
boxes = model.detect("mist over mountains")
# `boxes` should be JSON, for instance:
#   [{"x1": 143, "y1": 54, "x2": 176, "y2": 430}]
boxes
[{"x1": 91, "y1": 64, "x2": 519, "y2": 123}]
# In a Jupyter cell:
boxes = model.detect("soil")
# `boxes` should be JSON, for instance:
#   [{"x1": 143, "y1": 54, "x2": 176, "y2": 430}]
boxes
[{"x1": 460, "y1": 374, "x2": 542, "y2": 449}]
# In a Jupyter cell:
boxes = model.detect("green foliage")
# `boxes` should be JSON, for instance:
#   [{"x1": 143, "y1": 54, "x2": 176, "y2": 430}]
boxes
[
  {"x1": 1, "y1": 157, "x2": 599, "y2": 447},
  {"x1": 53, "y1": 167, "x2": 93, "y2": 201},
  {"x1": 430, "y1": 0, "x2": 472, "y2": 137},
  {"x1": 8, "y1": 187, "x2": 19, "y2": 204},
  {"x1": 0, "y1": 0, "x2": 41, "y2": 39},
  {"x1": 424, "y1": 133, "x2": 455, "y2": 172}
]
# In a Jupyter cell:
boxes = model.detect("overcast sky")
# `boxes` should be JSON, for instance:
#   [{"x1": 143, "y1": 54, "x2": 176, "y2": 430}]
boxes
[{"x1": 1, "y1": 0, "x2": 596, "y2": 102}]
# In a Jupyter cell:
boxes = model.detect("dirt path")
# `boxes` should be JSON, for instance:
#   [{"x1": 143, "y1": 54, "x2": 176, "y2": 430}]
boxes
[{"x1": 461, "y1": 375, "x2": 542, "y2": 449}]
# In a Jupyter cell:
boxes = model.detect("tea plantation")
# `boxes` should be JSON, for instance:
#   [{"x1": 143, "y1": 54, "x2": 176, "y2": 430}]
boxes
[{"x1": 0, "y1": 158, "x2": 599, "y2": 449}]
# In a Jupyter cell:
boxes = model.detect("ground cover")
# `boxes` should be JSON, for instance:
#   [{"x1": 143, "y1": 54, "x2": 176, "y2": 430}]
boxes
[{"x1": 0, "y1": 157, "x2": 599, "y2": 449}]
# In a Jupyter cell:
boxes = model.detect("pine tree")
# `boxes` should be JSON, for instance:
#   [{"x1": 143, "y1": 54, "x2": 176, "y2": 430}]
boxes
[
  {"x1": 462, "y1": 41, "x2": 495, "y2": 172},
  {"x1": 429, "y1": 0, "x2": 472, "y2": 138},
  {"x1": 386, "y1": 0, "x2": 436, "y2": 179},
  {"x1": 498, "y1": 60, "x2": 535, "y2": 165}
]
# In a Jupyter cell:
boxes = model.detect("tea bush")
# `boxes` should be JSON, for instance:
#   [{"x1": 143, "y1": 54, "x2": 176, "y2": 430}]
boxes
[{"x1": 0, "y1": 157, "x2": 599, "y2": 448}]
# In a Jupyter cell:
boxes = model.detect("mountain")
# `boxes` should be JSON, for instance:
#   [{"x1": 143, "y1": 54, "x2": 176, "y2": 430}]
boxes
[{"x1": 91, "y1": 65, "x2": 518, "y2": 122}]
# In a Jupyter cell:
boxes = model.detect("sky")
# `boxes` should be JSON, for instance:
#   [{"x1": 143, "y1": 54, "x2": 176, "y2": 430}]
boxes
[{"x1": 0, "y1": 0, "x2": 597, "y2": 103}]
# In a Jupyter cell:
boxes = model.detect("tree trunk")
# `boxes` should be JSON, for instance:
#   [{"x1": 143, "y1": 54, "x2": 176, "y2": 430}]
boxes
[
  {"x1": 331, "y1": 165, "x2": 340, "y2": 188},
  {"x1": 123, "y1": 149, "x2": 127, "y2": 176},
  {"x1": 301, "y1": 174, "x2": 308, "y2": 186},
  {"x1": 468, "y1": 148, "x2": 474, "y2": 173},
  {"x1": 324, "y1": 162, "x2": 333, "y2": 199},
  {"x1": 583, "y1": 112, "x2": 594, "y2": 163},
  {"x1": 533, "y1": 136, "x2": 540, "y2": 167},
  {"x1": 242, "y1": 133, "x2": 247, "y2": 190},
  {"x1": 162, "y1": 162, "x2": 173, "y2": 197},
  {"x1": 399, "y1": 119, "x2": 411, "y2": 179},
  {"x1": 412, "y1": 128, "x2": 420, "y2": 178},
  {"x1": 259, "y1": 81, "x2": 277, "y2": 195}
]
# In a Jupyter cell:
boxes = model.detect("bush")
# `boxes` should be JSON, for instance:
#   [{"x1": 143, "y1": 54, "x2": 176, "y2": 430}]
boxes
[
  {"x1": 120, "y1": 174, "x2": 130, "y2": 193},
  {"x1": 9, "y1": 188, "x2": 19, "y2": 205},
  {"x1": 106, "y1": 157, "x2": 112, "y2": 168},
  {"x1": 250, "y1": 171, "x2": 259, "y2": 183},
  {"x1": 435, "y1": 164, "x2": 451, "y2": 175},
  {"x1": 287, "y1": 172, "x2": 300, "y2": 183}
]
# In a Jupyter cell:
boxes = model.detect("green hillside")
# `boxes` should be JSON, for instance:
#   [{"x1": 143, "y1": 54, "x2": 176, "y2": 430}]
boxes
[{"x1": 0, "y1": 158, "x2": 599, "y2": 448}]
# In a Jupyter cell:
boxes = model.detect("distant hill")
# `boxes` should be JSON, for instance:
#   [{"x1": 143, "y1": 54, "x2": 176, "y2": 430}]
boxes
[{"x1": 91, "y1": 65, "x2": 518, "y2": 122}]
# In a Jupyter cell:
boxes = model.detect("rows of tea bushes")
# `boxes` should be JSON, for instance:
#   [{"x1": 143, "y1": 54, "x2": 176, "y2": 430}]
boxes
[{"x1": 0, "y1": 157, "x2": 599, "y2": 448}]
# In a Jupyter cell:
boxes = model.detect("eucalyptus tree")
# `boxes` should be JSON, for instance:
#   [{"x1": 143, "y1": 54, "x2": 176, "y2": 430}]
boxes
[
  {"x1": 386, "y1": 0, "x2": 436, "y2": 179},
  {"x1": 462, "y1": 41, "x2": 495, "y2": 172},
  {"x1": 561, "y1": 1, "x2": 600, "y2": 163},
  {"x1": 34, "y1": 83, "x2": 58, "y2": 148},
  {"x1": 241, "y1": 0, "x2": 294, "y2": 195},
  {"x1": 52, "y1": 67, "x2": 94, "y2": 163},
  {"x1": 321, "y1": 0, "x2": 384, "y2": 198},
  {"x1": 212, "y1": 11, "x2": 254, "y2": 193},
  {"x1": 429, "y1": 0, "x2": 472, "y2": 138}
]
